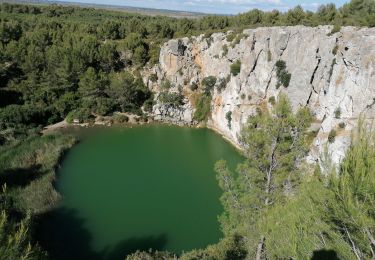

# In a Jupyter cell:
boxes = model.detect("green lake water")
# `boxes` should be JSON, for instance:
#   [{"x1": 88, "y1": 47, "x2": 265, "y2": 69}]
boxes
[{"x1": 36, "y1": 125, "x2": 243, "y2": 259}]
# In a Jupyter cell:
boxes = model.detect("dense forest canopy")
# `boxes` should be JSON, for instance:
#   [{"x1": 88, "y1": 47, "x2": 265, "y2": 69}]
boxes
[
  {"x1": 1, "y1": 0, "x2": 375, "y2": 143},
  {"x1": 0, "y1": 1, "x2": 375, "y2": 259}
]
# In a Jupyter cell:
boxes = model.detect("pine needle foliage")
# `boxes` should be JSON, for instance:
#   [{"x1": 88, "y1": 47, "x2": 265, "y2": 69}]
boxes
[
  {"x1": 215, "y1": 95, "x2": 313, "y2": 258},
  {"x1": 328, "y1": 120, "x2": 375, "y2": 259}
]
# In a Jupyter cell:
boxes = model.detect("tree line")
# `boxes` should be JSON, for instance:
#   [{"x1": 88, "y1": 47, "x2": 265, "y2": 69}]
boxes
[
  {"x1": 1, "y1": 0, "x2": 374, "y2": 143},
  {"x1": 0, "y1": 1, "x2": 375, "y2": 258}
]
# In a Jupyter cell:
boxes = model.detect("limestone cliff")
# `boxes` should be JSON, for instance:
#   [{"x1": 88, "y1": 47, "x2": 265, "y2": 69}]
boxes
[{"x1": 146, "y1": 25, "x2": 375, "y2": 164}]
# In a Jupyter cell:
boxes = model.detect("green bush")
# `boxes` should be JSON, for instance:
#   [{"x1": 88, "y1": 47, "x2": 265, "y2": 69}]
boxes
[
  {"x1": 328, "y1": 129, "x2": 337, "y2": 143},
  {"x1": 268, "y1": 96, "x2": 276, "y2": 105},
  {"x1": 193, "y1": 94, "x2": 211, "y2": 122},
  {"x1": 113, "y1": 114, "x2": 129, "y2": 123},
  {"x1": 217, "y1": 78, "x2": 227, "y2": 93},
  {"x1": 226, "y1": 33, "x2": 236, "y2": 42},
  {"x1": 202, "y1": 76, "x2": 217, "y2": 93},
  {"x1": 230, "y1": 33, "x2": 247, "y2": 47},
  {"x1": 158, "y1": 92, "x2": 184, "y2": 107},
  {"x1": 226, "y1": 111, "x2": 232, "y2": 129},
  {"x1": 66, "y1": 108, "x2": 93, "y2": 123},
  {"x1": 230, "y1": 60, "x2": 241, "y2": 76},
  {"x1": 328, "y1": 24, "x2": 341, "y2": 36},
  {"x1": 149, "y1": 73, "x2": 158, "y2": 82},
  {"x1": 339, "y1": 122, "x2": 346, "y2": 129},
  {"x1": 161, "y1": 79, "x2": 172, "y2": 90},
  {"x1": 190, "y1": 82, "x2": 199, "y2": 91},
  {"x1": 143, "y1": 98, "x2": 155, "y2": 112},
  {"x1": 275, "y1": 60, "x2": 291, "y2": 88}
]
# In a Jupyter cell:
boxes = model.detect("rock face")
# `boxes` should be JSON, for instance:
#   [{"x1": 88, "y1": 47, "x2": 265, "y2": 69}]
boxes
[{"x1": 146, "y1": 25, "x2": 375, "y2": 165}]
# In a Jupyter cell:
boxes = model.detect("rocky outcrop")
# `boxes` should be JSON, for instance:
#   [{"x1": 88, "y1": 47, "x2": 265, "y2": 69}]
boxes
[{"x1": 146, "y1": 25, "x2": 375, "y2": 165}]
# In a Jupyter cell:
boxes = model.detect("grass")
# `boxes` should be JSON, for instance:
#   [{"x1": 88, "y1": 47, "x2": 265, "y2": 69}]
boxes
[{"x1": 0, "y1": 134, "x2": 77, "y2": 213}]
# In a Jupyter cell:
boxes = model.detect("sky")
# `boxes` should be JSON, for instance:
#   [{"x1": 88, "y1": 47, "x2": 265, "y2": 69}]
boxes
[{"x1": 54, "y1": 0, "x2": 348, "y2": 14}]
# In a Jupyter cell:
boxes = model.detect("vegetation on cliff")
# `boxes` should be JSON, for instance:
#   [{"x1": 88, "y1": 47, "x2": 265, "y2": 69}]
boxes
[
  {"x1": 0, "y1": 134, "x2": 76, "y2": 259},
  {"x1": 0, "y1": 0, "x2": 375, "y2": 258},
  {"x1": 180, "y1": 98, "x2": 375, "y2": 260},
  {"x1": 1, "y1": 0, "x2": 374, "y2": 142}
]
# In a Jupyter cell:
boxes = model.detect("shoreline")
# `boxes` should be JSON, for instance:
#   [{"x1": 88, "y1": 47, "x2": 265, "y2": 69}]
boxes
[
  {"x1": 42, "y1": 116, "x2": 245, "y2": 155},
  {"x1": 206, "y1": 123, "x2": 245, "y2": 154}
]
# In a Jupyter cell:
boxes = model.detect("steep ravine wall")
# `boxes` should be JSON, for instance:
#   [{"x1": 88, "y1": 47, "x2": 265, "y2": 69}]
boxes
[{"x1": 145, "y1": 25, "x2": 375, "y2": 165}]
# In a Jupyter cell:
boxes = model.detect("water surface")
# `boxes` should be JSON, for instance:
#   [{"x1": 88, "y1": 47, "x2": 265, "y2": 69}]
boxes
[{"x1": 36, "y1": 125, "x2": 242, "y2": 259}]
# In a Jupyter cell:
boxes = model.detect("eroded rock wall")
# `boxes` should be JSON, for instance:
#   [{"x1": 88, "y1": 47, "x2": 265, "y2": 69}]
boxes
[{"x1": 146, "y1": 25, "x2": 375, "y2": 164}]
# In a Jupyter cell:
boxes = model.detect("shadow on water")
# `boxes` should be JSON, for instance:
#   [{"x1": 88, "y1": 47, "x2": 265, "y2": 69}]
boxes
[
  {"x1": 311, "y1": 249, "x2": 340, "y2": 260},
  {"x1": 33, "y1": 207, "x2": 168, "y2": 260},
  {"x1": 102, "y1": 234, "x2": 168, "y2": 260}
]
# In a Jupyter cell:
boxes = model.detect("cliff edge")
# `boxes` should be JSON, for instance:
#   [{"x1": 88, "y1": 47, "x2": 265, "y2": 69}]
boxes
[{"x1": 146, "y1": 25, "x2": 375, "y2": 164}]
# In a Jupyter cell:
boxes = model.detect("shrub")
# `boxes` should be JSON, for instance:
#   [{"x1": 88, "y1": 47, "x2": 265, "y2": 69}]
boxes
[
  {"x1": 226, "y1": 33, "x2": 236, "y2": 42},
  {"x1": 66, "y1": 108, "x2": 92, "y2": 123},
  {"x1": 339, "y1": 122, "x2": 346, "y2": 129},
  {"x1": 334, "y1": 107, "x2": 341, "y2": 119},
  {"x1": 113, "y1": 114, "x2": 129, "y2": 123},
  {"x1": 149, "y1": 73, "x2": 158, "y2": 82},
  {"x1": 328, "y1": 129, "x2": 337, "y2": 143},
  {"x1": 193, "y1": 94, "x2": 211, "y2": 122},
  {"x1": 204, "y1": 32, "x2": 213, "y2": 39},
  {"x1": 268, "y1": 96, "x2": 276, "y2": 105},
  {"x1": 161, "y1": 80, "x2": 172, "y2": 90},
  {"x1": 217, "y1": 78, "x2": 227, "y2": 93},
  {"x1": 306, "y1": 130, "x2": 319, "y2": 145},
  {"x1": 230, "y1": 33, "x2": 247, "y2": 47},
  {"x1": 158, "y1": 92, "x2": 184, "y2": 107},
  {"x1": 140, "y1": 114, "x2": 148, "y2": 123},
  {"x1": 248, "y1": 95, "x2": 252, "y2": 101},
  {"x1": 230, "y1": 60, "x2": 241, "y2": 76},
  {"x1": 202, "y1": 76, "x2": 217, "y2": 93},
  {"x1": 143, "y1": 98, "x2": 154, "y2": 112},
  {"x1": 241, "y1": 93, "x2": 246, "y2": 100},
  {"x1": 190, "y1": 82, "x2": 198, "y2": 91},
  {"x1": 275, "y1": 60, "x2": 291, "y2": 88},
  {"x1": 94, "y1": 97, "x2": 114, "y2": 116},
  {"x1": 226, "y1": 111, "x2": 232, "y2": 129},
  {"x1": 328, "y1": 24, "x2": 341, "y2": 36}
]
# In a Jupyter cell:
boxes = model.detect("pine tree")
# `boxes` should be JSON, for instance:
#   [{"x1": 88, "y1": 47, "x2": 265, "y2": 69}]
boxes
[
  {"x1": 327, "y1": 120, "x2": 375, "y2": 259},
  {"x1": 0, "y1": 185, "x2": 46, "y2": 259},
  {"x1": 215, "y1": 95, "x2": 312, "y2": 259}
]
